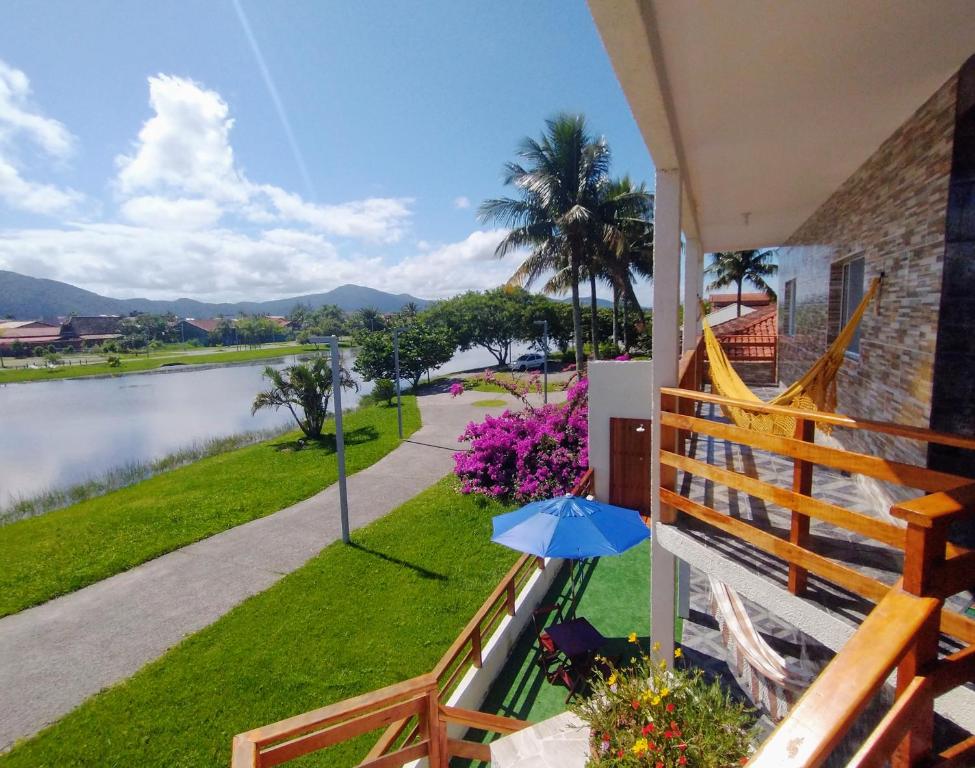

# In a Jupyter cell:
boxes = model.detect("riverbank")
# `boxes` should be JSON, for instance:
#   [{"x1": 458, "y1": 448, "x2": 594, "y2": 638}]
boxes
[
  {"x1": 0, "y1": 424, "x2": 294, "y2": 525},
  {"x1": 0, "y1": 343, "x2": 331, "y2": 385},
  {"x1": 0, "y1": 397, "x2": 420, "y2": 618}
]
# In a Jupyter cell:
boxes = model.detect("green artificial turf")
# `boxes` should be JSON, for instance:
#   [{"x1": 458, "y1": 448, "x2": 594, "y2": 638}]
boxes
[
  {"x1": 0, "y1": 477, "x2": 518, "y2": 768},
  {"x1": 0, "y1": 344, "x2": 326, "y2": 384},
  {"x1": 0, "y1": 399, "x2": 419, "y2": 617}
]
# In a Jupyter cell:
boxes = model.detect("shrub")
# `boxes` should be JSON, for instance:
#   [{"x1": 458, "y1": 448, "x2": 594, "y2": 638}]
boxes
[
  {"x1": 372, "y1": 378, "x2": 397, "y2": 405},
  {"x1": 106, "y1": 355, "x2": 122, "y2": 368},
  {"x1": 598, "y1": 340, "x2": 619, "y2": 359},
  {"x1": 573, "y1": 642, "x2": 756, "y2": 768},
  {"x1": 453, "y1": 375, "x2": 588, "y2": 501}
]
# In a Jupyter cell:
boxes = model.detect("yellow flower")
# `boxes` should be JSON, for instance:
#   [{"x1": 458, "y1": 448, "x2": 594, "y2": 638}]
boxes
[
  {"x1": 674, "y1": 648, "x2": 683, "y2": 659},
  {"x1": 652, "y1": 641, "x2": 661, "y2": 652},
  {"x1": 659, "y1": 659, "x2": 667, "y2": 670},
  {"x1": 641, "y1": 690, "x2": 653, "y2": 702},
  {"x1": 631, "y1": 738, "x2": 648, "y2": 755},
  {"x1": 607, "y1": 673, "x2": 618, "y2": 687},
  {"x1": 660, "y1": 687, "x2": 670, "y2": 698},
  {"x1": 628, "y1": 632, "x2": 638, "y2": 643},
  {"x1": 651, "y1": 695, "x2": 661, "y2": 706}
]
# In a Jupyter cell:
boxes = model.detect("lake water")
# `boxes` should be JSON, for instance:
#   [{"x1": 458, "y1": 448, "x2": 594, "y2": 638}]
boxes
[{"x1": 0, "y1": 343, "x2": 530, "y2": 508}]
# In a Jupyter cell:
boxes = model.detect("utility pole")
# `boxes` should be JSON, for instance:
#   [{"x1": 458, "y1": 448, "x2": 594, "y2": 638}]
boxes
[
  {"x1": 326, "y1": 336, "x2": 350, "y2": 543},
  {"x1": 534, "y1": 319, "x2": 549, "y2": 404},
  {"x1": 393, "y1": 327, "x2": 404, "y2": 439}
]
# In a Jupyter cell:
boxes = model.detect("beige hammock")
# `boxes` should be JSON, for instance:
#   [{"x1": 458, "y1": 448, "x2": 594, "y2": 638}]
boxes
[{"x1": 702, "y1": 277, "x2": 881, "y2": 436}]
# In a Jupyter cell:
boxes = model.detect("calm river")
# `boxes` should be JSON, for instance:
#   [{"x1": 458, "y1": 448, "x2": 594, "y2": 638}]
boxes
[{"x1": 0, "y1": 344, "x2": 530, "y2": 508}]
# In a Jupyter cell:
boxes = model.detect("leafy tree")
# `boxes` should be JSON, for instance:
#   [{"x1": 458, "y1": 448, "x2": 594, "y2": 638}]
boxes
[
  {"x1": 353, "y1": 319, "x2": 455, "y2": 389},
  {"x1": 252, "y1": 357, "x2": 358, "y2": 439},
  {"x1": 428, "y1": 288, "x2": 533, "y2": 367},
  {"x1": 10, "y1": 340, "x2": 28, "y2": 357},
  {"x1": 480, "y1": 114, "x2": 611, "y2": 370},
  {"x1": 209, "y1": 318, "x2": 237, "y2": 346},
  {"x1": 236, "y1": 315, "x2": 283, "y2": 346},
  {"x1": 372, "y1": 378, "x2": 397, "y2": 405},
  {"x1": 705, "y1": 250, "x2": 778, "y2": 317}
]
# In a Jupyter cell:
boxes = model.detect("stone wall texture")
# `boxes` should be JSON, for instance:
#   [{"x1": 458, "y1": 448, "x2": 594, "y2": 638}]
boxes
[{"x1": 776, "y1": 75, "x2": 957, "y2": 469}]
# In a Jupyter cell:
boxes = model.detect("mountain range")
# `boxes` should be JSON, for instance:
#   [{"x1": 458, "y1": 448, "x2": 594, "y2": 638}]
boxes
[{"x1": 0, "y1": 270, "x2": 432, "y2": 320}]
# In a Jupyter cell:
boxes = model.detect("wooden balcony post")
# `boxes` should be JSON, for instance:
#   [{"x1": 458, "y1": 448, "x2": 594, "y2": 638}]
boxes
[
  {"x1": 659, "y1": 392, "x2": 679, "y2": 524},
  {"x1": 471, "y1": 627, "x2": 483, "y2": 669},
  {"x1": 891, "y1": 608, "x2": 940, "y2": 768},
  {"x1": 505, "y1": 580, "x2": 516, "y2": 615},
  {"x1": 425, "y1": 684, "x2": 446, "y2": 768},
  {"x1": 788, "y1": 416, "x2": 814, "y2": 596}
]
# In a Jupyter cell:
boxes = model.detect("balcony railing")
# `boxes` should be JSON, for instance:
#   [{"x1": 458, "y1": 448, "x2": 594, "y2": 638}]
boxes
[{"x1": 658, "y1": 367, "x2": 975, "y2": 766}]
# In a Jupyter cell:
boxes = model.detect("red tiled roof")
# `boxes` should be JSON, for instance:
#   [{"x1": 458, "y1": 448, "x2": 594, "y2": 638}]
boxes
[
  {"x1": 1, "y1": 324, "x2": 62, "y2": 339},
  {"x1": 0, "y1": 335, "x2": 61, "y2": 346},
  {"x1": 712, "y1": 304, "x2": 777, "y2": 337},
  {"x1": 708, "y1": 292, "x2": 774, "y2": 308},
  {"x1": 184, "y1": 318, "x2": 224, "y2": 332}
]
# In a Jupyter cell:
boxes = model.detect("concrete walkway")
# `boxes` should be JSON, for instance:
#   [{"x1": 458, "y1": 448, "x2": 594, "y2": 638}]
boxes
[{"x1": 0, "y1": 388, "x2": 562, "y2": 751}]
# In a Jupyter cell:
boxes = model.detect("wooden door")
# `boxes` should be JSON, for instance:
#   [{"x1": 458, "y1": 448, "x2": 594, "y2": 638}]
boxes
[{"x1": 609, "y1": 417, "x2": 652, "y2": 517}]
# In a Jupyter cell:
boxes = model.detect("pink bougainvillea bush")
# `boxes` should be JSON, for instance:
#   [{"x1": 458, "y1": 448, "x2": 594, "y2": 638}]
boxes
[{"x1": 453, "y1": 374, "x2": 588, "y2": 502}]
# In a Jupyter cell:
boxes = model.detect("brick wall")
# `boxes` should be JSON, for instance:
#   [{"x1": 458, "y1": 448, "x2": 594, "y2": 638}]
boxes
[{"x1": 776, "y1": 75, "x2": 957, "y2": 469}]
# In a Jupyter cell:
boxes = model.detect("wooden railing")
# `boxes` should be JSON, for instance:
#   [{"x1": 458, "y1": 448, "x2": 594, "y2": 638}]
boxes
[
  {"x1": 231, "y1": 673, "x2": 530, "y2": 768},
  {"x1": 656, "y1": 387, "x2": 975, "y2": 766},
  {"x1": 231, "y1": 468, "x2": 595, "y2": 767}
]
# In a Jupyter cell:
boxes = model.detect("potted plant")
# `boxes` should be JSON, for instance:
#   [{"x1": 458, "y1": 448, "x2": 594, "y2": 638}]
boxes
[{"x1": 572, "y1": 639, "x2": 756, "y2": 767}]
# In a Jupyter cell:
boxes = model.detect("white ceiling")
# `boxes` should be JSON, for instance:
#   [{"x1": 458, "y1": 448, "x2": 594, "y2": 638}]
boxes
[{"x1": 589, "y1": 0, "x2": 975, "y2": 251}]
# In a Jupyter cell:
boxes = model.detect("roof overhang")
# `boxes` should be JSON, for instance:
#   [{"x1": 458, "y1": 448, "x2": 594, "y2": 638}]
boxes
[{"x1": 588, "y1": 0, "x2": 975, "y2": 252}]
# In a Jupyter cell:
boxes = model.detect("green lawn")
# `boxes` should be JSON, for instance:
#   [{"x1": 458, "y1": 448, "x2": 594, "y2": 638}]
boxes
[
  {"x1": 464, "y1": 372, "x2": 564, "y2": 394},
  {"x1": 0, "y1": 398, "x2": 420, "y2": 617},
  {"x1": 0, "y1": 477, "x2": 518, "y2": 768},
  {"x1": 0, "y1": 344, "x2": 327, "y2": 384}
]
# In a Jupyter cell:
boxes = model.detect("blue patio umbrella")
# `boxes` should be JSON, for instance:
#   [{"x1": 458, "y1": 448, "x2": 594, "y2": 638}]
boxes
[{"x1": 491, "y1": 494, "x2": 650, "y2": 610}]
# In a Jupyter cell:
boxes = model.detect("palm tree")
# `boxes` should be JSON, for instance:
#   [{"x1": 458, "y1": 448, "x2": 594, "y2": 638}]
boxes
[
  {"x1": 590, "y1": 176, "x2": 654, "y2": 354},
  {"x1": 705, "y1": 250, "x2": 778, "y2": 317},
  {"x1": 480, "y1": 114, "x2": 610, "y2": 370},
  {"x1": 252, "y1": 357, "x2": 358, "y2": 439}
]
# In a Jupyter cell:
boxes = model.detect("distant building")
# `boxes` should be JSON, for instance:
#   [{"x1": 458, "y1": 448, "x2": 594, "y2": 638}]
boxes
[
  {"x1": 706, "y1": 291, "x2": 774, "y2": 311},
  {"x1": 0, "y1": 320, "x2": 62, "y2": 353},
  {"x1": 59, "y1": 316, "x2": 123, "y2": 349},
  {"x1": 177, "y1": 318, "x2": 229, "y2": 345}
]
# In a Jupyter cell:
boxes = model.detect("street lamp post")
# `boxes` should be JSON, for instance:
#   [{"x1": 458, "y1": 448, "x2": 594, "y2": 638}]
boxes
[
  {"x1": 309, "y1": 334, "x2": 350, "y2": 543},
  {"x1": 534, "y1": 319, "x2": 549, "y2": 404},
  {"x1": 393, "y1": 327, "x2": 404, "y2": 439}
]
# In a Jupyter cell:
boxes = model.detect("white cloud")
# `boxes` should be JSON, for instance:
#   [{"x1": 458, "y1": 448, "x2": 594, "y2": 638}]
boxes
[
  {"x1": 0, "y1": 59, "x2": 82, "y2": 215},
  {"x1": 0, "y1": 61, "x2": 73, "y2": 157},
  {"x1": 115, "y1": 74, "x2": 412, "y2": 242},
  {"x1": 120, "y1": 196, "x2": 223, "y2": 230},
  {"x1": 0, "y1": 225, "x2": 521, "y2": 302},
  {"x1": 0, "y1": 223, "x2": 367, "y2": 301},
  {"x1": 453, "y1": 195, "x2": 470, "y2": 210},
  {"x1": 259, "y1": 185, "x2": 412, "y2": 243},
  {"x1": 384, "y1": 229, "x2": 518, "y2": 298}
]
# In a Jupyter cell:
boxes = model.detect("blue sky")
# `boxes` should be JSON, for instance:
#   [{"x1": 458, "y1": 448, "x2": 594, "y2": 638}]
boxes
[{"x1": 0, "y1": 0, "x2": 654, "y2": 302}]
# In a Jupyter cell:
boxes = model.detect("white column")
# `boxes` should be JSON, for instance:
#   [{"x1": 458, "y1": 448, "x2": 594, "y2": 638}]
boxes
[
  {"x1": 650, "y1": 169, "x2": 681, "y2": 658},
  {"x1": 682, "y1": 238, "x2": 703, "y2": 353},
  {"x1": 677, "y1": 237, "x2": 702, "y2": 619}
]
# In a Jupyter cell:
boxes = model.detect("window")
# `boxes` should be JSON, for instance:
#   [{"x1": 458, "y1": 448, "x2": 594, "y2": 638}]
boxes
[
  {"x1": 838, "y1": 256, "x2": 865, "y2": 355},
  {"x1": 783, "y1": 279, "x2": 797, "y2": 336}
]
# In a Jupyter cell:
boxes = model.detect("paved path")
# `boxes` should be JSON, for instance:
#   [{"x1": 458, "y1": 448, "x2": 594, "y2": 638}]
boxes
[{"x1": 0, "y1": 389, "x2": 562, "y2": 751}]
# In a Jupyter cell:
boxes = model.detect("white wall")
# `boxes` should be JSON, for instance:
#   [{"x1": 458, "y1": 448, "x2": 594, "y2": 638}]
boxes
[{"x1": 587, "y1": 361, "x2": 654, "y2": 502}]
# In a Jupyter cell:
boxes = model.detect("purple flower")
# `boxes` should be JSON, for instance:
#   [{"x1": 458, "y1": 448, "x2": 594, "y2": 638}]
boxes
[
  {"x1": 453, "y1": 377, "x2": 589, "y2": 502},
  {"x1": 449, "y1": 382, "x2": 465, "y2": 398}
]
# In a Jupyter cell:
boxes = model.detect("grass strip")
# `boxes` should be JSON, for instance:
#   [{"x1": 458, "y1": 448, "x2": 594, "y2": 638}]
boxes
[
  {"x1": 0, "y1": 344, "x2": 328, "y2": 384},
  {"x1": 0, "y1": 398, "x2": 419, "y2": 617},
  {"x1": 0, "y1": 476, "x2": 517, "y2": 768}
]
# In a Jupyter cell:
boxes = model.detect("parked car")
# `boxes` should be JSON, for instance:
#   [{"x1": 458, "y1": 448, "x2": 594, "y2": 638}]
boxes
[{"x1": 511, "y1": 352, "x2": 546, "y2": 371}]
